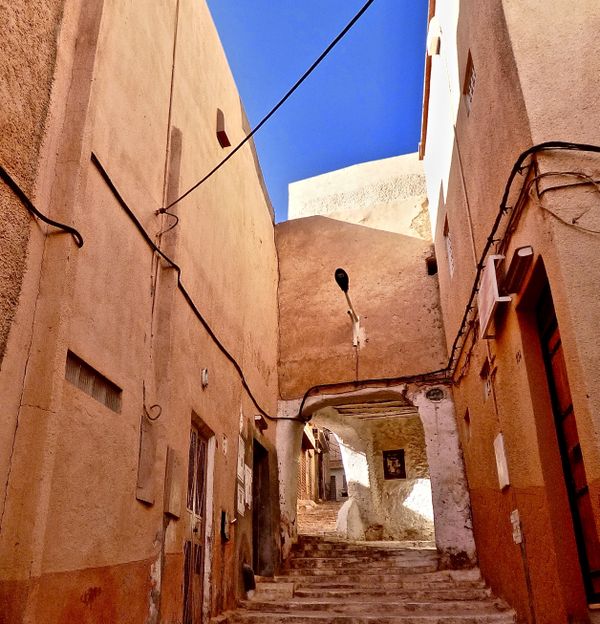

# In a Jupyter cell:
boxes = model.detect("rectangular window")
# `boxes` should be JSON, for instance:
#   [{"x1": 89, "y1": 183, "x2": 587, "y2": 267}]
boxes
[{"x1": 65, "y1": 350, "x2": 122, "y2": 412}]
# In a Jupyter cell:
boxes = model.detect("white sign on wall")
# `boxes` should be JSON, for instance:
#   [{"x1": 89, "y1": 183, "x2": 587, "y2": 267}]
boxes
[
  {"x1": 237, "y1": 435, "x2": 245, "y2": 482},
  {"x1": 478, "y1": 255, "x2": 511, "y2": 338},
  {"x1": 494, "y1": 432, "x2": 510, "y2": 490}
]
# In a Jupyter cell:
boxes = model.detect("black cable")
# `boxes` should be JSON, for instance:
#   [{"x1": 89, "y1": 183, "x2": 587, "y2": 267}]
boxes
[
  {"x1": 0, "y1": 163, "x2": 84, "y2": 247},
  {"x1": 96, "y1": 143, "x2": 600, "y2": 424},
  {"x1": 158, "y1": 0, "x2": 377, "y2": 214},
  {"x1": 444, "y1": 141, "x2": 600, "y2": 374},
  {"x1": 91, "y1": 153, "x2": 301, "y2": 422}
]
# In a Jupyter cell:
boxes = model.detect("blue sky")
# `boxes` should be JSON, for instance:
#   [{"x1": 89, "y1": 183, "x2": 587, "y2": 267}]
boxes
[{"x1": 206, "y1": 0, "x2": 429, "y2": 222}]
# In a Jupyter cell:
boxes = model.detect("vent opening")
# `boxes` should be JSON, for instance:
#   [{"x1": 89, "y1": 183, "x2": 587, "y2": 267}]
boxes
[{"x1": 65, "y1": 351, "x2": 122, "y2": 413}]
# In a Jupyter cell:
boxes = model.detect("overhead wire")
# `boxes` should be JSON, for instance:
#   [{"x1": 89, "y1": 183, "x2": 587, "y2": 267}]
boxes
[
  {"x1": 157, "y1": 0, "x2": 377, "y2": 215},
  {"x1": 91, "y1": 153, "x2": 301, "y2": 422}
]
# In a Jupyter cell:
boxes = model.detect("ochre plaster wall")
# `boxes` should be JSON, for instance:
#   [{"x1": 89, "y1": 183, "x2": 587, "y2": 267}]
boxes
[
  {"x1": 276, "y1": 214, "x2": 446, "y2": 399},
  {"x1": 423, "y1": 1, "x2": 600, "y2": 621},
  {"x1": 0, "y1": 0, "x2": 67, "y2": 364},
  {"x1": 0, "y1": 1, "x2": 280, "y2": 622},
  {"x1": 0, "y1": 0, "x2": 72, "y2": 532}
]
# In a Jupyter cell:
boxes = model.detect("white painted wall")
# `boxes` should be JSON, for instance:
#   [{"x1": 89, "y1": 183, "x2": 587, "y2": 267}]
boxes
[{"x1": 422, "y1": 0, "x2": 461, "y2": 234}]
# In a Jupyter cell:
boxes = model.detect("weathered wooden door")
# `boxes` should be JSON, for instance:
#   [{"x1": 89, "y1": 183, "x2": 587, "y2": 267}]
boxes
[
  {"x1": 183, "y1": 425, "x2": 208, "y2": 623},
  {"x1": 537, "y1": 286, "x2": 600, "y2": 602}
]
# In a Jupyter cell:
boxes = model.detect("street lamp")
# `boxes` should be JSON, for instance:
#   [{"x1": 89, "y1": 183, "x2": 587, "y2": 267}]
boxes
[{"x1": 334, "y1": 268, "x2": 361, "y2": 348}]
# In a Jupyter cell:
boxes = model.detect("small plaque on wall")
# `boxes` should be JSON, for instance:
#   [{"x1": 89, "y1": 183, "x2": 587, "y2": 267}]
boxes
[{"x1": 382, "y1": 449, "x2": 406, "y2": 480}]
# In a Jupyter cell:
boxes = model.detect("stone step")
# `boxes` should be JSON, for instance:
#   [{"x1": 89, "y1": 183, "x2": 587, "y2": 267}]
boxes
[
  {"x1": 292, "y1": 544, "x2": 438, "y2": 559},
  {"x1": 286, "y1": 557, "x2": 440, "y2": 569},
  {"x1": 277, "y1": 567, "x2": 461, "y2": 582},
  {"x1": 213, "y1": 532, "x2": 515, "y2": 624},
  {"x1": 241, "y1": 598, "x2": 512, "y2": 615},
  {"x1": 213, "y1": 611, "x2": 516, "y2": 623},
  {"x1": 281, "y1": 571, "x2": 441, "y2": 583},
  {"x1": 295, "y1": 544, "x2": 438, "y2": 554},
  {"x1": 292, "y1": 587, "x2": 492, "y2": 601},
  {"x1": 273, "y1": 568, "x2": 484, "y2": 589}
]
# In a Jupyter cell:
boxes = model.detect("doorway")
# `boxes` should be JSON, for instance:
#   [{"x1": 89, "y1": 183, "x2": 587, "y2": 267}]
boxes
[
  {"x1": 537, "y1": 285, "x2": 600, "y2": 602},
  {"x1": 183, "y1": 424, "x2": 209, "y2": 624},
  {"x1": 252, "y1": 439, "x2": 273, "y2": 576}
]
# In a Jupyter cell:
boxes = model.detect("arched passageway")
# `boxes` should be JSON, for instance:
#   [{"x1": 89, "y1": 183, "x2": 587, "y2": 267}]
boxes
[
  {"x1": 309, "y1": 404, "x2": 435, "y2": 543},
  {"x1": 277, "y1": 384, "x2": 476, "y2": 568}
]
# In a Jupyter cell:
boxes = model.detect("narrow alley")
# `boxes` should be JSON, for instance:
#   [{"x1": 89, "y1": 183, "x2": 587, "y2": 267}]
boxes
[{"x1": 2, "y1": 1, "x2": 600, "y2": 624}]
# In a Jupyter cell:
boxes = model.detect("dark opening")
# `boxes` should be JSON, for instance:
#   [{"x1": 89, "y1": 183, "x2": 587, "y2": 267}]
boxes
[
  {"x1": 426, "y1": 255, "x2": 438, "y2": 276},
  {"x1": 252, "y1": 440, "x2": 273, "y2": 576}
]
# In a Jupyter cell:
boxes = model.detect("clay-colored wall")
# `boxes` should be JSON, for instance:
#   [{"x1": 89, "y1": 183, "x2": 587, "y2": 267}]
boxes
[
  {"x1": 0, "y1": 1, "x2": 279, "y2": 622},
  {"x1": 0, "y1": 0, "x2": 66, "y2": 364},
  {"x1": 278, "y1": 157, "x2": 445, "y2": 399},
  {"x1": 277, "y1": 215, "x2": 445, "y2": 398},
  {"x1": 0, "y1": 0, "x2": 70, "y2": 532},
  {"x1": 423, "y1": 1, "x2": 600, "y2": 621}
]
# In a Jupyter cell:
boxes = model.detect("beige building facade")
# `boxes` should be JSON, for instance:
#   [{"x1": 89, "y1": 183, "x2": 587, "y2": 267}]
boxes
[
  {"x1": 276, "y1": 154, "x2": 476, "y2": 564},
  {"x1": 421, "y1": 1, "x2": 600, "y2": 622},
  {"x1": 1, "y1": 2, "x2": 280, "y2": 622}
]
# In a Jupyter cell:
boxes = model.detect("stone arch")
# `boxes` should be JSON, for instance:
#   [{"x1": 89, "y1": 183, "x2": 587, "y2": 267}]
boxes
[
  {"x1": 310, "y1": 406, "x2": 435, "y2": 543},
  {"x1": 276, "y1": 383, "x2": 476, "y2": 567}
]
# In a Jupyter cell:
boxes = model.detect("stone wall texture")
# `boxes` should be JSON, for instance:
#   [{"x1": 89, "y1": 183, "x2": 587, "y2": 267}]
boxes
[{"x1": 0, "y1": 0, "x2": 66, "y2": 364}]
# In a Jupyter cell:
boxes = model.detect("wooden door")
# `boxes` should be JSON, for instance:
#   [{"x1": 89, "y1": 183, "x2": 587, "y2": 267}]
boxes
[
  {"x1": 183, "y1": 426, "x2": 208, "y2": 623},
  {"x1": 537, "y1": 286, "x2": 600, "y2": 601}
]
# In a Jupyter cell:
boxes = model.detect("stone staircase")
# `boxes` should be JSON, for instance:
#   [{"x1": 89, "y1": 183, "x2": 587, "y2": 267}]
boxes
[
  {"x1": 212, "y1": 535, "x2": 516, "y2": 623},
  {"x1": 297, "y1": 500, "x2": 343, "y2": 536}
]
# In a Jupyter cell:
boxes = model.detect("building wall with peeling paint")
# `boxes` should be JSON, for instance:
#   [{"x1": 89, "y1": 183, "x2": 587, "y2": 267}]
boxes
[{"x1": 0, "y1": 1, "x2": 280, "y2": 622}]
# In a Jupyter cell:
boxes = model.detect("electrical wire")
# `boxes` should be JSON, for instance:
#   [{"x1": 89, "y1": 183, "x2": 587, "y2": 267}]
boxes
[
  {"x1": 158, "y1": 0, "x2": 377, "y2": 215},
  {"x1": 91, "y1": 153, "x2": 302, "y2": 422},
  {"x1": 443, "y1": 141, "x2": 600, "y2": 376},
  {"x1": 0, "y1": 163, "x2": 84, "y2": 248}
]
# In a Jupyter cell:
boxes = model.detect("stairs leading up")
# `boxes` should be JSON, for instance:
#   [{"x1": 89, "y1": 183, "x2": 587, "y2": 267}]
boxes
[
  {"x1": 296, "y1": 500, "x2": 343, "y2": 537},
  {"x1": 212, "y1": 535, "x2": 516, "y2": 624}
]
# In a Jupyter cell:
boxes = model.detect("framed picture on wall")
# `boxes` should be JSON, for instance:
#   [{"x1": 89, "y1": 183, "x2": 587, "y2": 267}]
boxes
[{"x1": 382, "y1": 449, "x2": 406, "y2": 480}]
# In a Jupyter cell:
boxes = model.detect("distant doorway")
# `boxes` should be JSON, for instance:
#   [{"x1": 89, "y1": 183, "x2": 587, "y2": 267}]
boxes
[
  {"x1": 537, "y1": 285, "x2": 600, "y2": 602},
  {"x1": 183, "y1": 424, "x2": 209, "y2": 624}
]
